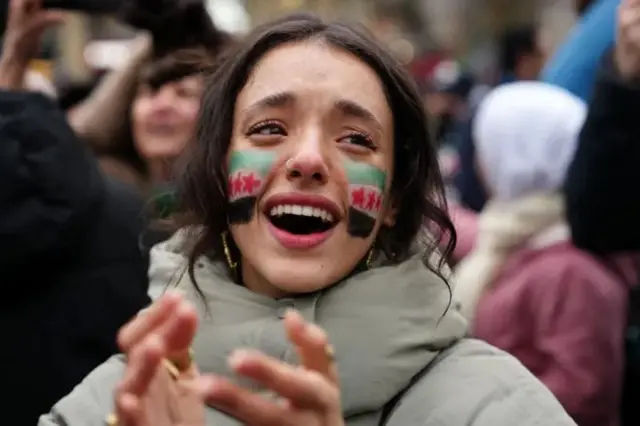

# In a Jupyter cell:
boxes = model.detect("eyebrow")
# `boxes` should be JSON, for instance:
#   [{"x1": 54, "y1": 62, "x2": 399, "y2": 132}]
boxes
[
  {"x1": 242, "y1": 92, "x2": 296, "y2": 118},
  {"x1": 333, "y1": 99, "x2": 382, "y2": 132}
]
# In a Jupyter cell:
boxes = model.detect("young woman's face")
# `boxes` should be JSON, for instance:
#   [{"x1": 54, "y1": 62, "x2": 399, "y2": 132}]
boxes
[
  {"x1": 132, "y1": 75, "x2": 203, "y2": 163},
  {"x1": 228, "y1": 41, "x2": 396, "y2": 297}
]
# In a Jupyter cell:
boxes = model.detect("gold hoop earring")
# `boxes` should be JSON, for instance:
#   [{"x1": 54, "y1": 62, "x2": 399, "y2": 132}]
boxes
[
  {"x1": 222, "y1": 231, "x2": 238, "y2": 271},
  {"x1": 365, "y1": 247, "x2": 375, "y2": 270}
]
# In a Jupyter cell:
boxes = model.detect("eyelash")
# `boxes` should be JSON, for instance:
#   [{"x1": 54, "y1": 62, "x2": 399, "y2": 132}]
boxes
[
  {"x1": 246, "y1": 120, "x2": 286, "y2": 137},
  {"x1": 339, "y1": 132, "x2": 377, "y2": 151},
  {"x1": 246, "y1": 121, "x2": 376, "y2": 151}
]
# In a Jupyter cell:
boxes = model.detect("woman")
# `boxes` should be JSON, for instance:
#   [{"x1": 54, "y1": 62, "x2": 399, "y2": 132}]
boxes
[
  {"x1": 70, "y1": 43, "x2": 214, "y2": 193},
  {"x1": 40, "y1": 14, "x2": 576, "y2": 426},
  {"x1": 454, "y1": 81, "x2": 632, "y2": 426},
  {"x1": 69, "y1": 0, "x2": 232, "y2": 193}
]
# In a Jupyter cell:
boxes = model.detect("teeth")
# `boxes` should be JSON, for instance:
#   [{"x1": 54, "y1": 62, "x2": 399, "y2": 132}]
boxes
[{"x1": 268, "y1": 204, "x2": 334, "y2": 222}]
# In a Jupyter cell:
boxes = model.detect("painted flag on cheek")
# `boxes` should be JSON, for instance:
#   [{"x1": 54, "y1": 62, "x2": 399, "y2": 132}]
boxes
[
  {"x1": 228, "y1": 150, "x2": 276, "y2": 224},
  {"x1": 346, "y1": 162, "x2": 386, "y2": 238}
]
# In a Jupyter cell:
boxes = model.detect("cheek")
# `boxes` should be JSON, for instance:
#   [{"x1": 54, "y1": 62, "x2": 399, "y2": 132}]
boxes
[
  {"x1": 343, "y1": 161, "x2": 387, "y2": 239},
  {"x1": 177, "y1": 100, "x2": 201, "y2": 125},
  {"x1": 131, "y1": 100, "x2": 149, "y2": 132}
]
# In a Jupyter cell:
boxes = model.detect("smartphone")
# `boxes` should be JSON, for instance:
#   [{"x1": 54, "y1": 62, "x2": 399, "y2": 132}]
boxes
[{"x1": 42, "y1": 0, "x2": 123, "y2": 13}]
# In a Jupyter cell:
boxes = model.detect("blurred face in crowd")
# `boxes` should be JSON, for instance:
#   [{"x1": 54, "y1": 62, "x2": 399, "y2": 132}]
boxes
[
  {"x1": 516, "y1": 35, "x2": 546, "y2": 81},
  {"x1": 424, "y1": 92, "x2": 455, "y2": 117},
  {"x1": 228, "y1": 41, "x2": 396, "y2": 297},
  {"x1": 131, "y1": 74, "x2": 203, "y2": 164}
]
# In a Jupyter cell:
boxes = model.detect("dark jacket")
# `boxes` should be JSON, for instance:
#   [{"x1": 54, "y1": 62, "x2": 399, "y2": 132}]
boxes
[
  {"x1": 0, "y1": 91, "x2": 150, "y2": 425},
  {"x1": 564, "y1": 54, "x2": 640, "y2": 426},
  {"x1": 565, "y1": 53, "x2": 640, "y2": 253}
]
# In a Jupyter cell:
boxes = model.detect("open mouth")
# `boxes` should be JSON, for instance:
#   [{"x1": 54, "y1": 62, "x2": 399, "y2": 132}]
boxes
[{"x1": 267, "y1": 204, "x2": 337, "y2": 235}]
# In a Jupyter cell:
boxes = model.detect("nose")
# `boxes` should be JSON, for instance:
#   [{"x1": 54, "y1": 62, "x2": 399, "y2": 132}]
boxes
[
  {"x1": 285, "y1": 145, "x2": 329, "y2": 187},
  {"x1": 151, "y1": 87, "x2": 177, "y2": 111}
]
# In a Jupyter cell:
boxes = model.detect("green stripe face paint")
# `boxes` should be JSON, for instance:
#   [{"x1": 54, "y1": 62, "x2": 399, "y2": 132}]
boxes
[
  {"x1": 345, "y1": 160, "x2": 387, "y2": 238},
  {"x1": 228, "y1": 150, "x2": 277, "y2": 224}
]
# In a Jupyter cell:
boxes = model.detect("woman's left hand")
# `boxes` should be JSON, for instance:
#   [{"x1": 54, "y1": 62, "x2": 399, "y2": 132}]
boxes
[{"x1": 205, "y1": 310, "x2": 345, "y2": 426}]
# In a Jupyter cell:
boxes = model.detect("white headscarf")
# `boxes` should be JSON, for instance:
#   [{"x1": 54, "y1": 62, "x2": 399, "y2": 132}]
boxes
[
  {"x1": 453, "y1": 82, "x2": 587, "y2": 322},
  {"x1": 473, "y1": 81, "x2": 586, "y2": 201}
]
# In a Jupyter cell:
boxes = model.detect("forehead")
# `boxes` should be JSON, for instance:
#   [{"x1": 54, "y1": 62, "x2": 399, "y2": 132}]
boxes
[{"x1": 236, "y1": 41, "x2": 392, "y2": 125}]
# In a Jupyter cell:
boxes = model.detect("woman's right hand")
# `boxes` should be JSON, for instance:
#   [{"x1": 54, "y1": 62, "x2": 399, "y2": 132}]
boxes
[
  {"x1": 112, "y1": 292, "x2": 209, "y2": 426},
  {"x1": 0, "y1": 0, "x2": 64, "y2": 89}
]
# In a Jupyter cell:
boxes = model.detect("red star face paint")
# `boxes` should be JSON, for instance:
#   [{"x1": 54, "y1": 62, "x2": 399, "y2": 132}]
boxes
[
  {"x1": 345, "y1": 161, "x2": 387, "y2": 238},
  {"x1": 228, "y1": 150, "x2": 277, "y2": 224}
]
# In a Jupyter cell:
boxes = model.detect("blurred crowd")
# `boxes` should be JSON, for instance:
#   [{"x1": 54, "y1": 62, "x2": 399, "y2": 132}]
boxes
[{"x1": 3, "y1": 0, "x2": 640, "y2": 425}]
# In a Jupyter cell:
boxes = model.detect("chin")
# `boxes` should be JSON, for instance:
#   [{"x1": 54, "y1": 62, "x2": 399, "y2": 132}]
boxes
[{"x1": 259, "y1": 256, "x2": 345, "y2": 294}]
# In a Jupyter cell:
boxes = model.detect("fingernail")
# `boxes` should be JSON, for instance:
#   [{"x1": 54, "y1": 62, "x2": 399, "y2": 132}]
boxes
[
  {"x1": 284, "y1": 308, "x2": 302, "y2": 320},
  {"x1": 306, "y1": 324, "x2": 327, "y2": 344},
  {"x1": 228, "y1": 349, "x2": 251, "y2": 368}
]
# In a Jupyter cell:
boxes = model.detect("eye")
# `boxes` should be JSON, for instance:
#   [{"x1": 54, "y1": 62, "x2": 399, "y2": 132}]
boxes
[
  {"x1": 176, "y1": 87, "x2": 201, "y2": 99},
  {"x1": 338, "y1": 132, "x2": 377, "y2": 151},
  {"x1": 247, "y1": 120, "x2": 287, "y2": 137}
]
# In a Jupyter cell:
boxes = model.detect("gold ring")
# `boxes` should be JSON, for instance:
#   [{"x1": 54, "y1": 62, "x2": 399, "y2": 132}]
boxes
[
  {"x1": 105, "y1": 412, "x2": 118, "y2": 426},
  {"x1": 165, "y1": 348, "x2": 195, "y2": 379},
  {"x1": 325, "y1": 344, "x2": 336, "y2": 362}
]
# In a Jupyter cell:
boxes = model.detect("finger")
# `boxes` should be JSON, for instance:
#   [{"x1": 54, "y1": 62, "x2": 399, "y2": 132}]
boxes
[
  {"x1": 284, "y1": 310, "x2": 338, "y2": 385},
  {"x1": 115, "y1": 393, "x2": 144, "y2": 426},
  {"x1": 23, "y1": 11, "x2": 66, "y2": 38},
  {"x1": 204, "y1": 376, "x2": 295, "y2": 426},
  {"x1": 229, "y1": 349, "x2": 338, "y2": 411},
  {"x1": 161, "y1": 300, "x2": 199, "y2": 361},
  {"x1": 7, "y1": 0, "x2": 25, "y2": 21},
  {"x1": 117, "y1": 292, "x2": 182, "y2": 352},
  {"x1": 119, "y1": 335, "x2": 165, "y2": 397}
]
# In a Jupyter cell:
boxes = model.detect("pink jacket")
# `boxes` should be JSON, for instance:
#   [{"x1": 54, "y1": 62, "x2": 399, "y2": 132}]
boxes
[
  {"x1": 472, "y1": 241, "x2": 635, "y2": 426},
  {"x1": 448, "y1": 204, "x2": 478, "y2": 261}
]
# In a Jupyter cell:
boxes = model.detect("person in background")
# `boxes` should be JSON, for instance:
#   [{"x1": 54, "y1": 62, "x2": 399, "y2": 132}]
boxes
[
  {"x1": 565, "y1": 0, "x2": 640, "y2": 253},
  {"x1": 41, "y1": 13, "x2": 576, "y2": 426},
  {"x1": 452, "y1": 24, "x2": 544, "y2": 215},
  {"x1": 454, "y1": 81, "x2": 632, "y2": 426},
  {"x1": 69, "y1": 41, "x2": 221, "y2": 193},
  {"x1": 0, "y1": 0, "x2": 150, "y2": 424},
  {"x1": 422, "y1": 59, "x2": 475, "y2": 203},
  {"x1": 563, "y1": 3, "x2": 640, "y2": 424},
  {"x1": 541, "y1": 0, "x2": 619, "y2": 102},
  {"x1": 423, "y1": 59, "x2": 475, "y2": 148},
  {"x1": 497, "y1": 25, "x2": 546, "y2": 84},
  {"x1": 69, "y1": 0, "x2": 232, "y2": 193}
]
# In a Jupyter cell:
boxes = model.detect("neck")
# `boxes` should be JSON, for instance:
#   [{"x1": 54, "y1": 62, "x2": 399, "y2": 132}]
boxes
[
  {"x1": 147, "y1": 159, "x2": 174, "y2": 186},
  {"x1": 240, "y1": 259, "x2": 288, "y2": 299}
]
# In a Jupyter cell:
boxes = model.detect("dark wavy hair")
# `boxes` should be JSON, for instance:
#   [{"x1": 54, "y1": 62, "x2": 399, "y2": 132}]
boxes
[{"x1": 178, "y1": 13, "x2": 456, "y2": 291}]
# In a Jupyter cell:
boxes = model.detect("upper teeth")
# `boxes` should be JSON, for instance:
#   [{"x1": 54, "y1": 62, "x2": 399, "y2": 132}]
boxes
[{"x1": 269, "y1": 205, "x2": 334, "y2": 222}]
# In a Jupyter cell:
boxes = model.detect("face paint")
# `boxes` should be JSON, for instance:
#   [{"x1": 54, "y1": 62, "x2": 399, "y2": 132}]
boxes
[
  {"x1": 345, "y1": 160, "x2": 387, "y2": 238},
  {"x1": 228, "y1": 150, "x2": 276, "y2": 224}
]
